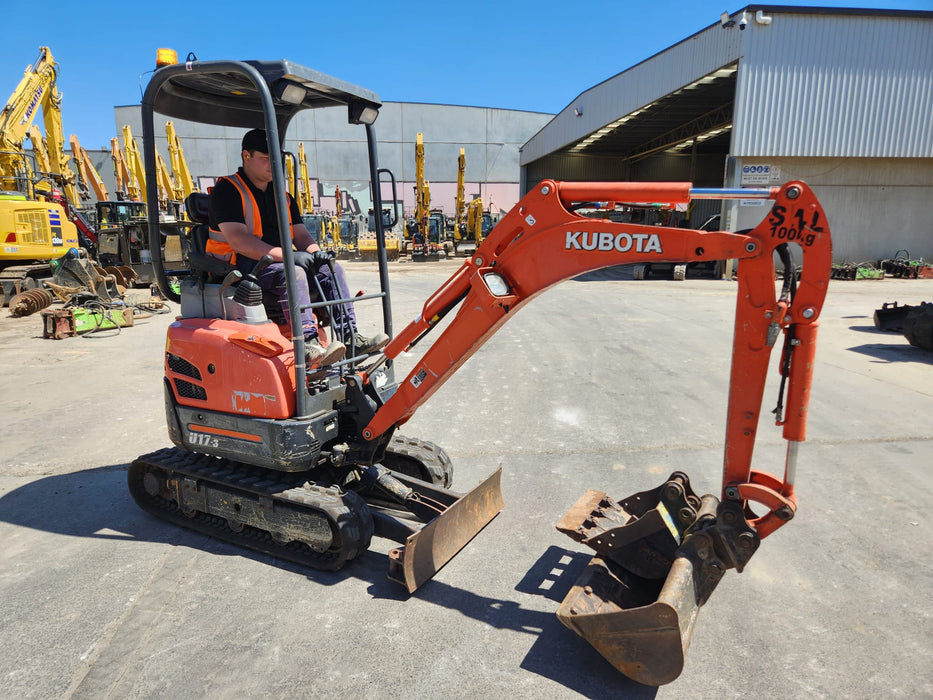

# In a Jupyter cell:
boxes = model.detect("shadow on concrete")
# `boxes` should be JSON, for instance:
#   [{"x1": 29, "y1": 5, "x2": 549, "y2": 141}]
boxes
[
  {"x1": 515, "y1": 545, "x2": 660, "y2": 698},
  {"x1": 0, "y1": 464, "x2": 367, "y2": 583},
  {"x1": 0, "y1": 466, "x2": 659, "y2": 697},
  {"x1": 847, "y1": 342, "x2": 933, "y2": 364},
  {"x1": 371, "y1": 544, "x2": 658, "y2": 699},
  {"x1": 847, "y1": 324, "x2": 888, "y2": 333}
]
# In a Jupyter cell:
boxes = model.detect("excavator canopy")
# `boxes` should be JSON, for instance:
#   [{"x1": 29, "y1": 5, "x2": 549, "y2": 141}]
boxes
[{"x1": 145, "y1": 58, "x2": 382, "y2": 133}]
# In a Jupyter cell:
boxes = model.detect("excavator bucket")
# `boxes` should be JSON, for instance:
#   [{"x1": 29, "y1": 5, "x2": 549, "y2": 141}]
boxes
[
  {"x1": 384, "y1": 468, "x2": 504, "y2": 593},
  {"x1": 556, "y1": 554, "x2": 701, "y2": 686},
  {"x1": 873, "y1": 301, "x2": 914, "y2": 331},
  {"x1": 555, "y1": 474, "x2": 758, "y2": 686}
]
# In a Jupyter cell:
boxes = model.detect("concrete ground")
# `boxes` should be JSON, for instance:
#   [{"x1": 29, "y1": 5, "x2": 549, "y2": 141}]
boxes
[{"x1": 1, "y1": 261, "x2": 931, "y2": 699}]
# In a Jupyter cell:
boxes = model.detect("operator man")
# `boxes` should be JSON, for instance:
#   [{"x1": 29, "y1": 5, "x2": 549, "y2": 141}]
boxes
[{"x1": 208, "y1": 128, "x2": 388, "y2": 370}]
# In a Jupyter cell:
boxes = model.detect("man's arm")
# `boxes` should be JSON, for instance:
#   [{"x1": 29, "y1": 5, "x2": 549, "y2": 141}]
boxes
[
  {"x1": 217, "y1": 221, "x2": 286, "y2": 261},
  {"x1": 292, "y1": 222, "x2": 321, "y2": 253}
]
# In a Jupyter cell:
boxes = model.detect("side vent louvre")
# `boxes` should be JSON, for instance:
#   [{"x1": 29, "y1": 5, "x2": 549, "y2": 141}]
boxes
[
  {"x1": 167, "y1": 353, "x2": 202, "y2": 380},
  {"x1": 174, "y1": 378, "x2": 207, "y2": 401}
]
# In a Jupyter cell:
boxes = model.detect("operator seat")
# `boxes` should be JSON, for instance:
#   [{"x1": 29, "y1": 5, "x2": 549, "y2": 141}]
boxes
[
  {"x1": 183, "y1": 192, "x2": 233, "y2": 280},
  {"x1": 182, "y1": 192, "x2": 325, "y2": 328}
]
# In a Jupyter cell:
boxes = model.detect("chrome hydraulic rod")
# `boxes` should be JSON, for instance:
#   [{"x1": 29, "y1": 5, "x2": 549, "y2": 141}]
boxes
[{"x1": 688, "y1": 187, "x2": 776, "y2": 199}]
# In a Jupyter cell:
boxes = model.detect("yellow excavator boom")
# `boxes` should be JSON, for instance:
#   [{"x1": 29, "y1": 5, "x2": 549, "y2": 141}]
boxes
[
  {"x1": 455, "y1": 148, "x2": 465, "y2": 226},
  {"x1": 165, "y1": 121, "x2": 197, "y2": 199},
  {"x1": 415, "y1": 132, "x2": 430, "y2": 233},
  {"x1": 285, "y1": 152, "x2": 297, "y2": 203},
  {"x1": 0, "y1": 46, "x2": 78, "y2": 203},
  {"x1": 121, "y1": 125, "x2": 145, "y2": 202},
  {"x1": 155, "y1": 152, "x2": 175, "y2": 210},
  {"x1": 298, "y1": 142, "x2": 313, "y2": 214},
  {"x1": 27, "y1": 125, "x2": 52, "y2": 175},
  {"x1": 110, "y1": 137, "x2": 132, "y2": 200}
]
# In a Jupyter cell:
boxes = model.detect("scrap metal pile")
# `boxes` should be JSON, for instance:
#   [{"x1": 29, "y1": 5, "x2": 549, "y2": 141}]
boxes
[{"x1": 5, "y1": 247, "x2": 168, "y2": 338}]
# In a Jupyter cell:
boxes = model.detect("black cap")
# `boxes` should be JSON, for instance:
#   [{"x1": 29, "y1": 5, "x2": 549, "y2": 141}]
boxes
[{"x1": 241, "y1": 128, "x2": 269, "y2": 154}]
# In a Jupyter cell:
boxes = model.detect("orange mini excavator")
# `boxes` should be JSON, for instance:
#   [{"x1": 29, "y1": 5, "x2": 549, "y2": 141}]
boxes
[{"x1": 130, "y1": 54, "x2": 831, "y2": 685}]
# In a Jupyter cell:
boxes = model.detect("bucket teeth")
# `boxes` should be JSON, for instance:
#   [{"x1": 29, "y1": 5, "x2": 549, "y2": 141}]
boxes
[{"x1": 556, "y1": 474, "x2": 701, "y2": 580}]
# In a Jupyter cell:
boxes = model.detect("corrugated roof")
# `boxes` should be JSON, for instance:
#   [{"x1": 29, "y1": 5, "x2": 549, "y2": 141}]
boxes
[{"x1": 522, "y1": 7, "x2": 933, "y2": 166}]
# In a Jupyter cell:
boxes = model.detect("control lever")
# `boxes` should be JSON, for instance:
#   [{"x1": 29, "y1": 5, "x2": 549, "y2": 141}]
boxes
[
  {"x1": 218, "y1": 270, "x2": 243, "y2": 320},
  {"x1": 233, "y1": 254, "x2": 274, "y2": 309},
  {"x1": 251, "y1": 254, "x2": 274, "y2": 277}
]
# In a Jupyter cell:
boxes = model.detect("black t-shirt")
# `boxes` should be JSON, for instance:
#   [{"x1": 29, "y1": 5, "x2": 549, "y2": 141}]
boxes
[{"x1": 208, "y1": 167, "x2": 303, "y2": 264}]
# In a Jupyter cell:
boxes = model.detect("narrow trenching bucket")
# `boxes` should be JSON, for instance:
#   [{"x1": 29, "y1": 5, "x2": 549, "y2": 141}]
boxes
[
  {"x1": 385, "y1": 468, "x2": 504, "y2": 593},
  {"x1": 556, "y1": 554, "x2": 703, "y2": 686},
  {"x1": 555, "y1": 473, "x2": 757, "y2": 686}
]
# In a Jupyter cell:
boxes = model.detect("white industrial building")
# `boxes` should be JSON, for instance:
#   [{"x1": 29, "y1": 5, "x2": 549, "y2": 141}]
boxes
[
  {"x1": 521, "y1": 6, "x2": 933, "y2": 262},
  {"x1": 113, "y1": 102, "x2": 552, "y2": 223}
]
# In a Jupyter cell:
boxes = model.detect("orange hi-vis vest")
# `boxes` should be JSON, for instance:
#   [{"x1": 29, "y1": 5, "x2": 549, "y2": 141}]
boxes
[{"x1": 207, "y1": 173, "x2": 294, "y2": 265}]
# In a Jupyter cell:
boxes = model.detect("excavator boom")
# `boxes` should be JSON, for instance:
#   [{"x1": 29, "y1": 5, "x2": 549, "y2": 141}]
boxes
[
  {"x1": 121, "y1": 125, "x2": 145, "y2": 202},
  {"x1": 361, "y1": 179, "x2": 831, "y2": 683},
  {"x1": 165, "y1": 121, "x2": 197, "y2": 200}
]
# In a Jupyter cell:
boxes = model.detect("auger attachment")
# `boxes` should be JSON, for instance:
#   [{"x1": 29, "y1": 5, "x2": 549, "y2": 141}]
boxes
[{"x1": 555, "y1": 473, "x2": 760, "y2": 685}]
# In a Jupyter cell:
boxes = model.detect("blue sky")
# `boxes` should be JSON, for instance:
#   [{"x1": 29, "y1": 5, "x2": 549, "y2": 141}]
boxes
[{"x1": 3, "y1": 0, "x2": 930, "y2": 149}]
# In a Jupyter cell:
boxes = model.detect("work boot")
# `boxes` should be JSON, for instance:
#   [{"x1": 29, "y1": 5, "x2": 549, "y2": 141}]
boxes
[
  {"x1": 352, "y1": 331, "x2": 389, "y2": 354},
  {"x1": 305, "y1": 337, "x2": 346, "y2": 368}
]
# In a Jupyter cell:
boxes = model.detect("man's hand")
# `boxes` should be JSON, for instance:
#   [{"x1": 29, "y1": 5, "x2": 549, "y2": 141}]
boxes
[
  {"x1": 292, "y1": 250, "x2": 315, "y2": 271},
  {"x1": 310, "y1": 249, "x2": 335, "y2": 269},
  {"x1": 293, "y1": 249, "x2": 335, "y2": 272}
]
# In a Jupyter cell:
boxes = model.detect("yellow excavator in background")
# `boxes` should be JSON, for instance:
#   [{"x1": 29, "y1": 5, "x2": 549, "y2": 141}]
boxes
[
  {"x1": 402, "y1": 132, "x2": 439, "y2": 260},
  {"x1": 92, "y1": 126, "x2": 187, "y2": 284},
  {"x1": 110, "y1": 136, "x2": 135, "y2": 201},
  {"x1": 459, "y1": 197, "x2": 485, "y2": 255},
  {"x1": 121, "y1": 125, "x2": 146, "y2": 203},
  {"x1": 123, "y1": 123, "x2": 183, "y2": 219},
  {"x1": 297, "y1": 142, "x2": 313, "y2": 214},
  {"x1": 155, "y1": 152, "x2": 176, "y2": 213},
  {"x1": 0, "y1": 46, "x2": 83, "y2": 305},
  {"x1": 450, "y1": 148, "x2": 485, "y2": 257},
  {"x1": 285, "y1": 151, "x2": 297, "y2": 206},
  {"x1": 165, "y1": 121, "x2": 197, "y2": 201},
  {"x1": 454, "y1": 148, "x2": 465, "y2": 231}
]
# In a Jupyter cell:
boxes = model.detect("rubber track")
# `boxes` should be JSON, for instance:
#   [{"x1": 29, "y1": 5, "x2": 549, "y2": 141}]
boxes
[
  {"x1": 385, "y1": 434, "x2": 454, "y2": 488},
  {"x1": 129, "y1": 447, "x2": 374, "y2": 572}
]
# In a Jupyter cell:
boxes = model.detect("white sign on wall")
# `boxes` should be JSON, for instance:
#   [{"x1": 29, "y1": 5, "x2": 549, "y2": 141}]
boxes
[{"x1": 741, "y1": 164, "x2": 781, "y2": 185}]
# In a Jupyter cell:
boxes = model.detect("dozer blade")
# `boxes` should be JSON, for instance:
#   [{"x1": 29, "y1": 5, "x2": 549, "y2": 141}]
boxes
[
  {"x1": 387, "y1": 468, "x2": 503, "y2": 593},
  {"x1": 556, "y1": 554, "x2": 701, "y2": 686}
]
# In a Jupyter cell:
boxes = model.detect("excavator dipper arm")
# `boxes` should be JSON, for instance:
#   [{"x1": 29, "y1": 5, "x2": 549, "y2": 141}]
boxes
[{"x1": 360, "y1": 179, "x2": 831, "y2": 684}]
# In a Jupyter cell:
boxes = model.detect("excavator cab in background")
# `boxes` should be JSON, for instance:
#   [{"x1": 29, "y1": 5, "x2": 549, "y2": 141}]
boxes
[{"x1": 131, "y1": 54, "x2": 832, "y2": 686}]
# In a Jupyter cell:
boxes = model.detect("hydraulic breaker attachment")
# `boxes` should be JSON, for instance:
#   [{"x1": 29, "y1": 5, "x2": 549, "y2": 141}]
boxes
[
  {"x1": 369, "y1": 468, "x2": 504, "y2": 593},
  {"x1": 555, "y1": 473, "x2": 759, "y2": 686}
]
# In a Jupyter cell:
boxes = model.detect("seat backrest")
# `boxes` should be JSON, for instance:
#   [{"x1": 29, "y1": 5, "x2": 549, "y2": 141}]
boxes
[
  {"x1": 185, "y1": 192, "x2": 210, "y2": 225},
  {"x1": 182, "y1": 191, "x2": 233, "y2": 278},
  {"x1": 185, "y1": 192, "x2": 212, "y2": 257}
]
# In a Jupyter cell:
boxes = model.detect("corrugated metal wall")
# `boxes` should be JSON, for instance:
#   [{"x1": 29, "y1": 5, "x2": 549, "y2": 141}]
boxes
[{"x1": 734, "y1": 13, "x2": 933, "y2": 157}]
